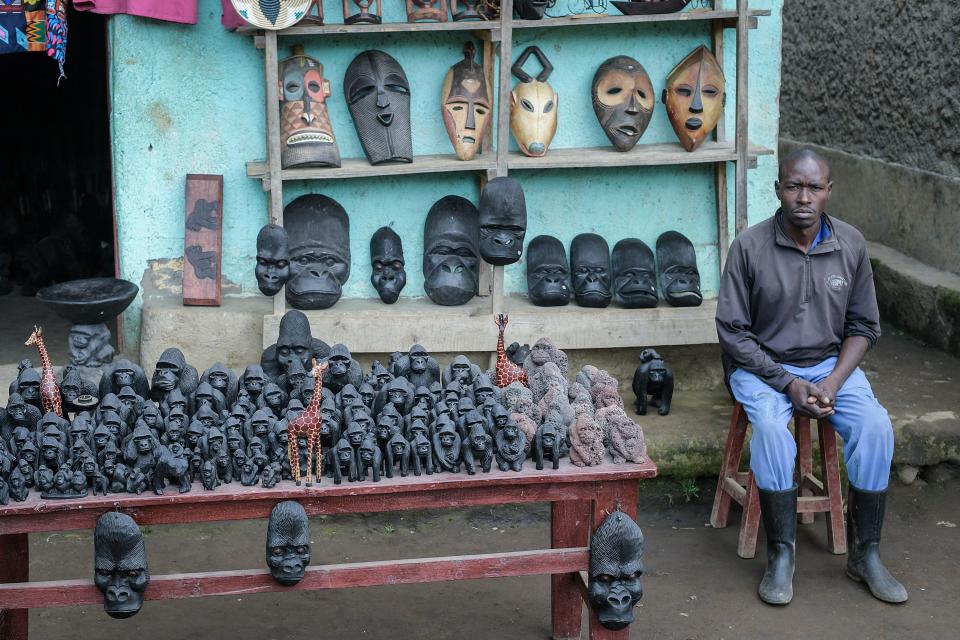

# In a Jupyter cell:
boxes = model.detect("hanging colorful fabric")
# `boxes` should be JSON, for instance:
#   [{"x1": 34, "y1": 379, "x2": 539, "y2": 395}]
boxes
[
  {"x1": 0, "y1": 0, "x2": 67, "y2": 82},
  {"x1": 46, "y1": 0, "x2": 67, "y2": 81}
]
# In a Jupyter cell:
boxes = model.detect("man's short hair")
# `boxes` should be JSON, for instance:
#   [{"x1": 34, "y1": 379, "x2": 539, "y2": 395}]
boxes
[{"x1": 778, "y1": 148, "x2": 832, "y2": 182}]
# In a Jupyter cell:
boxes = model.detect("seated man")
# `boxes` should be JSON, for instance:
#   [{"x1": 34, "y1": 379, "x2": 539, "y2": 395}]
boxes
[{"x1": 716, "y1": 148, "x2": 906, "y2": 606}]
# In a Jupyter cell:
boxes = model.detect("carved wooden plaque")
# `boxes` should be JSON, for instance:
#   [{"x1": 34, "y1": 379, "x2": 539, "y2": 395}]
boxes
[{"x1": 183, "y1": 174, "x2": 223, "y2": 306}]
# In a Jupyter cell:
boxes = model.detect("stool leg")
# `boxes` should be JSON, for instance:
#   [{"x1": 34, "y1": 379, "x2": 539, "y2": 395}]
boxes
[
  {"x1": 0, "y1": 533, "x2": 29, "y2": 640},
  {"x1": 795, "y1": 416, "x2": 815, "y2": 525},
  {"x1": 737, "y1": 474, "x2": 761, "y2": 558},
  {"x1": 711, "y1": 404, "x2": 749, "y2": 529},
  {"x1": 819, "y1": 420, "x2": 847, "y2": 554}
]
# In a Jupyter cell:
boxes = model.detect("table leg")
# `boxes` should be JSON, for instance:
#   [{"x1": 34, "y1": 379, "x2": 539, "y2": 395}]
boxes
[
  {"x1": 0, "y1": 533, "x2": 29, "y2": 640},
  {"x1": 551, "y1": 500, "x2": 590, "y2": 640},
  {"x1": 587, "y1": 482, "x2": 640, "y2": 640}
]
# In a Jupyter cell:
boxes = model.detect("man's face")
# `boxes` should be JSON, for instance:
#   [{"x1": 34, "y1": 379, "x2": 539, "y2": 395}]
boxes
[{"x1": 775, "y1": 156, "x2": 832, "y2": 231}]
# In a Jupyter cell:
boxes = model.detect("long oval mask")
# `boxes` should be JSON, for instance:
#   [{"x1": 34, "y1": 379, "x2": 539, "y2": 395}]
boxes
[
  {"x1": 279, "y1": 47, "x2": 341, "y2": 169},
  {"x1": 510, "y1": 46, "x2": 558, "y2": 158},
  {"x1": 593, "y1": 56, "x2": 654, "y2": 152},
  {"x1": 344, "y1": 50, "x2": 412, "y2": 165},
  {"x1": 441, "y1": 42, "x2": 492, "y2": 161},
  {"x1": 662, "y1": 45, "x2": 725, "y2": 152}
]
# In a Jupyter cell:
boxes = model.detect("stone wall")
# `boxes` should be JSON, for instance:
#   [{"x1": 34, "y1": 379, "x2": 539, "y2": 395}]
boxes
[{"x1": 781, "y1": 0, "x2": 960, "y2": 178}]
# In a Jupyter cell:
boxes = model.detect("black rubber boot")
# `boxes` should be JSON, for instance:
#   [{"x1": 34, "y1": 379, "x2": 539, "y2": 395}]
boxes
[
  {"x1": 846, "y1": 486, "x2": 908, "y2": 603},
  {"x1": 757, "y1": 486, "x2": 797, "y2": 605}
]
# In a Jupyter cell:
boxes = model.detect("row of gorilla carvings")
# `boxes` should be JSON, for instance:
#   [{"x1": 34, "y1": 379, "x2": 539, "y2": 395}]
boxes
[
  {"x1": 0, "y1": 310, "x2": 677, "y2": 504},
  {"x1": 255, "y1": 177, "x2": 704, "y2": 309}
]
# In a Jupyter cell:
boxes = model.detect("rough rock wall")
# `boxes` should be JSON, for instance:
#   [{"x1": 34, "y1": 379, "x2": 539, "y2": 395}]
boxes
[{"x1": 781, "y1": 0, "x2": 960, "y2": 178}]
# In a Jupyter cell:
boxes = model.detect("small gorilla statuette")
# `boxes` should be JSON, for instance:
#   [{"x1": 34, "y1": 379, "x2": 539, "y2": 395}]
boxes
[
  {"x1": 94, "y1": 512, "x2": 150, "y2": 619},
  {"x1": 588, "y1": 510, "x2": 645, "y2": 630},
  {"x1": 461, "y1": 423, "x2": 493, "y2": 475},
  {"x1": 495, "y1": 420, "x2": 526, "y2": 472},
  {"x1": 266, "y1": 501, "x2": 311, "y2": 586},
  {"x1": 357, "y1": 434, "x2": 384, "y2": 482},
  {"x1": 631, "y1": 348, "x2": 674, "y2": 416}
]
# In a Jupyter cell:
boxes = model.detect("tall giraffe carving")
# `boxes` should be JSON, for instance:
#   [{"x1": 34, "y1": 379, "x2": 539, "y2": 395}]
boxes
[
  {"x1": 494, "y1": 314, "x2": 528, "y2": 388},
  {"x1": 25, "y1": 326, "x2": 63, "y2": 417},
  {"x1": 287, "y1": 359, "x2": 329, "y2": 486}
]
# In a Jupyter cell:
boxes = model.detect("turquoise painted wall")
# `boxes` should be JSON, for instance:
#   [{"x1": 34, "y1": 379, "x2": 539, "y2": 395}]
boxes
[{"x1": 111, "y1": 0, "x2": 783, "y2": 348}]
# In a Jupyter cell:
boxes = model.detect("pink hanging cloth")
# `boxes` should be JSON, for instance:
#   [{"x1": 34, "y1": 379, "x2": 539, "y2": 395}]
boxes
[{"x1": 72, "y1": 1, "x2": 199, "y2": 25}]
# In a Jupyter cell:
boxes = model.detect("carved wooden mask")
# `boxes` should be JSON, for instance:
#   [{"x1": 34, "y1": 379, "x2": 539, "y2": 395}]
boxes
[
  {"x1": 592, "y1": 56, "x2": 654, "y2": 152},
  {"x1": 662, "y1": 45, "x2": 725, "y2": 152},
  {"x1": 279, "y1": 48, "x2": 341, "y2": 169},
  {"x1": 441, "y1": 42, "x2": 492, "y2": 161},
  {"x1": 510, "y1": 46, "x2": 557, "y2": 158}
]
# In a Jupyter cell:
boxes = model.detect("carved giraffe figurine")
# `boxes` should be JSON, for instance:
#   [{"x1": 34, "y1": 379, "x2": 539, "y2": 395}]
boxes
[
  {"x1": 25, "y1": 325, "x2": 63, "y2": 418},
  {"x1": 494, "y1": 314, "x2": 528, "y2": 388},
  {"x1": 287, "y1": 359, "x2": 329, "y2": 486}
]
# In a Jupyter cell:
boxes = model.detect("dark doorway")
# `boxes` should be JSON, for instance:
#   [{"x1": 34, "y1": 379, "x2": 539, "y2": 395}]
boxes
[{"x1": 0, "y1": 7, "x2": 114, "y2": 297}]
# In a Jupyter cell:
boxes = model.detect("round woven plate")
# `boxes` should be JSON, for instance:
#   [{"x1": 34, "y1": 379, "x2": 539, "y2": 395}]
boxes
[{"x1": 230, "y1": 0, "x2": 314, "y2": 30}]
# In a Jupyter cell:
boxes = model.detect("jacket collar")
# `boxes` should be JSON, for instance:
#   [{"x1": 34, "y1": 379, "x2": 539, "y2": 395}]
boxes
[{"x1": 772, "y1": 209, "x2": 839, "y2": 254}]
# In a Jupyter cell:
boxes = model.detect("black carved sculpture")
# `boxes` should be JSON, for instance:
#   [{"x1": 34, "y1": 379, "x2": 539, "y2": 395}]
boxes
[
  {"x1": 201, "y1": 362, "x2": 239, "y2": 408},
  {"x1": 261, "y1": 309, "x2": 331, "y2": 383},
  {"x1": 433, "y1": 420, "x2": 462, "y2": 472},
  {"x1": 94, "y1": 512, "x2": 149, "y2": 619},
  {"x1": 423, "y1": 195, "x2": 480, "y2": 306},
  {"x1": 495, "y1": 420, "x2": 526, "y2": 471},
  {"x1": 332, "y1": 437, "x2": 358, "y2": 484},
  {"x1": 632, "y1": 348, "x2": 674, "y2": 416},
  {"x1": 612, "y1": 238, "x2": 658, "y2": 308},
  {"x1": 153, "y1": 444, "x2": 192, "y2": 495},
  {"x1": 266, "y1": 501, "x2": 311, "y2": 586},
  {"x1": 357, "y1": 434, "x2": 383, "y2": 481},
  {"x1": 284, "y1": 195, "x2": 351, "y2": 310},
  {"x1": 526, "y1": 235, "x2": 571, "y2": 306},
  {"x1": 385, "y1": 431, "x2": 410, "y2": 478},
  {"x1": 99, "y1": 358, "x2": 150, "y2": 400},
  {"x1": 255, "y1": 224, "x2": 290, "y2": 296},
  {"x1": 393, "y1": 344, "x2": 441, "y2": 389},
  {"x1": 479, "y1": 177, "x2": 527, "y2": 266},
  {"x1": 533, "y1": 420, "x2": 563, "y2": 470},
  {"x1": 462, "y1": 422, "x2": 493, "y2": 474},
  {"x1": 344, "y1": 50, "x2": 413, "y2": 165},
  {"x1": 571, "y1": 233, "x2": 612, "y2": 308},
  {"x1": 150, "y1": 348, "x2": 199, "y2": 404},
  {"x1": 656, "y1": 230, "x2": 702, "y2": 307},
  {"x1": 370, "y1": 227, "x2": 406, "y2": 304},
  {"x1": 324, "y1": 344, "x2": 364, "y2": 395},
  {"x1": 514, "y1": 0, "x2": 548, "y2": 19},
  {"x1": 588, "y1": 510, "x2": 645, "y2": 631},
  {"x1": 410, "y1": 433, "x2": 434, "y2": 475}
]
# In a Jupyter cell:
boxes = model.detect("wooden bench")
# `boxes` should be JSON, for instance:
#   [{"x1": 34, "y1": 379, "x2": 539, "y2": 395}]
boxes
[{"x1": 0, "y1": 459, "x2": 657, "y2": 640}]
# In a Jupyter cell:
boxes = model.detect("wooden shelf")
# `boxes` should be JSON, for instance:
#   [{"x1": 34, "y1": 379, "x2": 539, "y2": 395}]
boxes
[
  {"x1": 262, "y1": 295, "x2": 719, "y2": 353},
  {"x1": 511, "y1": 8, "x2": 771, "y2": 29},
  {"x1": 247, "y1": 153, "x2": 496, "y2": 183},
  {"x1": 241, "y1": 20, "x2": 500, "y2": 37},
  {"x1": 507, "y1": 141, "x2": 773, "y2": 171}
]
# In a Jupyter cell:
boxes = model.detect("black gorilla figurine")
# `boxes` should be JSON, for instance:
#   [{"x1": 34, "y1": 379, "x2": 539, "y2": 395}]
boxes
[
  {"x1": 631, "y1": 348, "x2": 674, "y2": 416},
  {"x1": 588, "y1": 510, "x2": 645, "y2": 631},
  {"x1": 266, "y1": 501, "x2": 311, "y2": 586},
  {"x1": 94, "y1": 512, "x2": 150, "y2": 619}
]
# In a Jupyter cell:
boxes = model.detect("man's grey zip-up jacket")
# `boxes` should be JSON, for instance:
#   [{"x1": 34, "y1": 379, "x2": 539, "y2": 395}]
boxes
[{"x1": 715, "y1": 212, "x2": 881, "y2": 392}]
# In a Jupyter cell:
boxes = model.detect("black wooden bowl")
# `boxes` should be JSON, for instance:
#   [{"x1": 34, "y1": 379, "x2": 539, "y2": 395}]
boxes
[
  {"x1": 36, "y1": 278, "x2": 138, "y2": 325},
  {"x1": 612, "y1": 0, "x2": 690, "y2": 15}
]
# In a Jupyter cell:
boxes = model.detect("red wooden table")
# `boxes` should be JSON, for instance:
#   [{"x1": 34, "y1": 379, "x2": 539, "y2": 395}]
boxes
[{"x1": 0, "y1": 459, "x2": 656, "y2": 639}]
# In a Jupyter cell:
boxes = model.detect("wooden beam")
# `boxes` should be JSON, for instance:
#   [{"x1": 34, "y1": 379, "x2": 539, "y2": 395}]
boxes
[
  {"x1": 510, "y1": 9, "x2": 770, "y2": 30},
  {"x1": 246, "y1": 153, "x2": 497, "y2": 182},
  {"x1": 496, "y1": 0, "x2": 514, "y2": 177},
  {"x1": 506, "y1": 141, "x2": 772, "y2": 171},
  {"x1": 0, "y1": 548, "x2": 589, "y2": 610},
  {"x1": 734, "y1": 0, "x2": 750, "y2": 234},
  {"x1": 712, "y1": 18, "x2": 730, "y2": 272},
  {"x1": 238, "y1": 20, "x2": 501, "y2": 37}
]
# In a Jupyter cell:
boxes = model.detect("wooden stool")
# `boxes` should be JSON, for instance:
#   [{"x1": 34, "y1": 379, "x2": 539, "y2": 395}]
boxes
[{"x1": 710, "y1": 402, "x2": 846, "y2": 558}]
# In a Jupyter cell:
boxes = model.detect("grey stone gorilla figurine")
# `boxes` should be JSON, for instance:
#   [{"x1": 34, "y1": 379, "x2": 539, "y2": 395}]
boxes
[
  {"x1": 588, "y1": 510, "x2": 645, "y2": 631},
  {"x1": 94, "y1": 512, "x2": 150, "y2": 619},
  {"x1": 266, "y1": 501, "x2": 311, "y2": 586}
]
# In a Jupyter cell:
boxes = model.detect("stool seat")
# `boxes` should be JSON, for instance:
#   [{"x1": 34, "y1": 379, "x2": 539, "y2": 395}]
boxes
[{"x1": 710, "y1": 401, "x2": 846, "y2": 558}]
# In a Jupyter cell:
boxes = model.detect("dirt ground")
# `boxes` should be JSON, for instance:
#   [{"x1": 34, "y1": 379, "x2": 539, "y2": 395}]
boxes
[{"x1": 23, "y1": 474, "x2": 959, "y2": 640}]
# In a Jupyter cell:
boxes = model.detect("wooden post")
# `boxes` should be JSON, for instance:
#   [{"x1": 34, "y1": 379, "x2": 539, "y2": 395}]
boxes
[
  {"x1": 795, "y1": 416, "x2": 815, "y2": 525},
  {"x1": 263, "y1": 30, "x2": 286, "y2": 318},
  {"x1": 711, "y1": 18, "x2": 730, "y2": 270},
  {"x1": 495, "y1": 0, "x2": 514, "y2": 178},
  {"x1": 0, "y1": 533, "x2": 29, "y2": 640},
  {"x1": 551, "y1": 500, "x2": 591, "y2": 640},
  {"x1": 734, "y1": 0, "x2": 749, "y2": 234}
]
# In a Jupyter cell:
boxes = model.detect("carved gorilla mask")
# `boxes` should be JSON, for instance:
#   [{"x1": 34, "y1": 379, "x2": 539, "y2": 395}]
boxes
[
  {"x1": 94, "y1": 512, "x2": 149, "y2": 619},
  {"x1": 514, "y1": 0, "x2": 548, "y2": 19},
  {"x1": 370, "y1": 226, "x2": 406, "y2": 304},
  {"x1": 275, "y1": 310, "x2": 315, "y2": 373},
  {"x1": 526, "y1": 235, "x2": 570, "y2": 307},
  {"x1": 571, "y1": 233, "x2": 612, "y2": 308},
  {"x1": 656, "y1": 231, "x2": 702, "y2": 307},
  {"x1": 267, "y1": 501, "x2": 311, "y2": 585},
  {"x1": 280, "y1": 49, "x2": 341, "y2": 169},
  {"x1": 479, "y1": 177, "x2": 527, "y2": 266},
  {"x1": 256, "y1": 224, "x2": 290, "y2": 296},
  {"x1": 441, "y1": 42, "x2": 492, "y2": 161},
  {"x1": 423, "y1": 195, "x2": 480, "y2": 306},
  {"x1": 588, "y1": 511, "x2": 644, "y2": 631},
  {"x1": 283, "y1": 195, "x2": 350, "y2": 310},
  {"x1": 510, "y1": 46, "x2": 557, "y2": 158},
  {"x1": 662, "y1": 45, "x2": 725, "y2": 152},
  {"x1": 593, "y1": 56, "x2": 654, "y2": 152},
  {"x1": 345, "y1": 50, "x2": 412, "y2": 165},
  {"x1": 612, "y1": 238, "x2": 657, "y2": 308}
]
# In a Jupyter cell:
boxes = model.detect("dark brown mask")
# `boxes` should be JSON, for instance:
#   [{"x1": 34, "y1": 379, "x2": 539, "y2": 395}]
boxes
[{"x1": 592, "y1": 56, "x2": 654, "y2": 152}]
